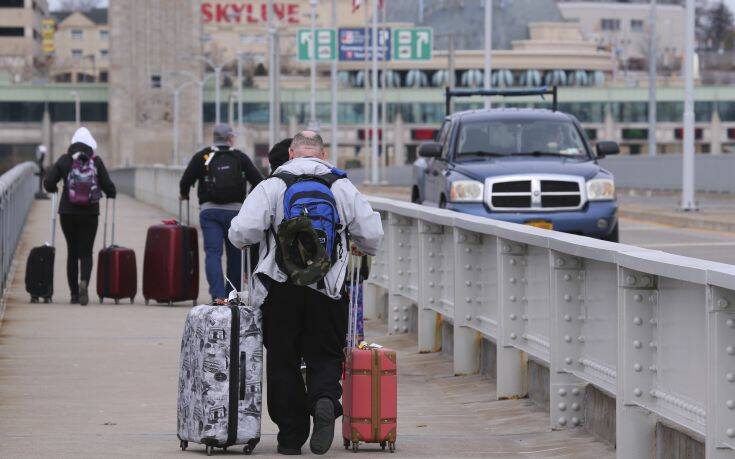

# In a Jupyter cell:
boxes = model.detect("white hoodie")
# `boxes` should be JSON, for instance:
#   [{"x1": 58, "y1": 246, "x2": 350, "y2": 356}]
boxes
[
  {"x1": 228, "y1": 157, "x2": 384, "y2": 306},
  {"x1": 71, "y1": 127, "x2": 97, "y2": 151}
]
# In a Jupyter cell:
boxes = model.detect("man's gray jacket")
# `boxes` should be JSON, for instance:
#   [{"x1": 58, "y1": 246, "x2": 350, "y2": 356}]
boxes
[{"x1": 228, "y1": 157, "x2": 384, "y2": 306}]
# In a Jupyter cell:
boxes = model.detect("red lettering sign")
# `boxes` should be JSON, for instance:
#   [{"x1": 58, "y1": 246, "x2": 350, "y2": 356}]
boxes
[{"x1": 200, "y1": 2, "x2": 300, "y2": 24}]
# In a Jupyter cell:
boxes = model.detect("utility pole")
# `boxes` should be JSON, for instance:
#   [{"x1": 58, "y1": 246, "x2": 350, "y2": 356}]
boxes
[
  {"x1": 309, "y1": 0, "x2": 318, "y2": 130},
  {"x1": 484, "y1": 0, "x2": 492, "y2": 109},
  {"x1": 268, "y1": 0, "x2": 276, "y2": 147},
  {"x1": 237, "y1": 52, "x2": 245, "y2": 151},
  {"x1": 362, "y1": 4, "x2": 369, "y2": 182},
  {"x1": 370, "y1": 0, "x2": 379, "y2": 184},
  {"x1": 330, "y1": 0, "x2": 338, "y2": 165},
  {"x1": 380, "y1": 1, "x2": 388, "y2": 184},
  {"x1": 167, "y1": 81, "x2": 193, "y2": 166},
  {"x1": 681, "y1": 0, "x2": 696, "y2": 210},
  {"x1": 192, "y1": 55, "x2": 225, "y2": 125},
  {"x1": 648, "y1": 0, "x2": 657, "y2": 156}
]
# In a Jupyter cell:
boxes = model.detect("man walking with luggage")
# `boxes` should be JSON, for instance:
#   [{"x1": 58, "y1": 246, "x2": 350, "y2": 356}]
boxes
[
  {"x1": 180, "y1": 124, "x2": 263, "y2": 301},
  {"x1": 228, "y1": 130, "x2": 383, "y2": 455}
]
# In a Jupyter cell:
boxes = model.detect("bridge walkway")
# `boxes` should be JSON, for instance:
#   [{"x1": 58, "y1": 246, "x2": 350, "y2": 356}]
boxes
[{"x1": 0, "y1": 196, "x2": 614, "y2": 457}]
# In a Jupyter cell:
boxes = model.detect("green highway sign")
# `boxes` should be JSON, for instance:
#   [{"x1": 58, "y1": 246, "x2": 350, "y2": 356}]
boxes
[
  {"x1": 392, "y1": 27, "x2": 433, "y2": 61},
  {"x1": 297, "y1": 28, "x2": 337, "y2": 61}
]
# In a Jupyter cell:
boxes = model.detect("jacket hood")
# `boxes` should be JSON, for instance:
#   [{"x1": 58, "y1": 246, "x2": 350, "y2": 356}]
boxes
[
  {"x1": 71, "y1": 127, "x2": 97, "y2": 151},
  {"x1": 274, "y1": 157, "x2": 334, "y2": 176}
]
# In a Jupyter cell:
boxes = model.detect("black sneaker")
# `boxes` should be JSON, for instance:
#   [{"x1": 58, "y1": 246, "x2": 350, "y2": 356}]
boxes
[
  {"x1": 70, "y1": 295, "x2": 79, "y2": 304},
  {"x1": 310, "y1": 398, "x2": 335, "y2": 455},
  {"x1": 277, "y1": 445, "x2": 301, "y2": 455},
  {"x1": 79, "y1": 280, "x2": 89, "y2": 306}
]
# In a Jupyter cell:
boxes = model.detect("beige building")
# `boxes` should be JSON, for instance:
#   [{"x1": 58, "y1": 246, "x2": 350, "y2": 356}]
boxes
[
  {"x1": 0, "y1": 0, "x2": 49, "y2": 81},
  {"x1": 51, "y1": 8, "x2": 109, "y2": 82},
  {"x1": 558, "y1": 1, "x2": 685, "y2": 72}
]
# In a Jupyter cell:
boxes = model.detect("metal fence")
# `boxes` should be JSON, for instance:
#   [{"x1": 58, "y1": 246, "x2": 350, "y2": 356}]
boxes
[
  {"x1": 364, "y1": 196, "x2": 735, "y2": 458},
  {"x1": 0, "y1": 162, "x2": 38, "y2": 297}
]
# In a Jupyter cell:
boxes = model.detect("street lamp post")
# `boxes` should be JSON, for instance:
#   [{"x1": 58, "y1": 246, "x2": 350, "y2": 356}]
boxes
[
  {"x1": 166, "y1": 70, "x2": 214, "y2": 149},
  {"x1": 268, "y1": 0, "x2": 277, "y2": 147},
  {"x1": 681, "y1": 0, "x2": 696, "y2": 210},
  {"x1": 192, "y1": 55, "x2": 227, "y2": 125},
  {"x1": 370, "y1": 0, "x2": 379, "y2": 184},
  {"x1": 648, "y1": 0, "x2": 657, "y2": 156},
  {"x1": 330, "y1": 0, "x2": 338, "y2": 165},
  {"x1": 166, "y1": 80, "x2": 194, "y2": 166},
  {"x1": 484, "y1": 0, "x2": 492, "y2": 109},
  {"x1": 70, "y1": 90, "x2": 80, "y2": 127},
  {"x1": 309, "y1": 0, "x2": 318, "y2": 130}
]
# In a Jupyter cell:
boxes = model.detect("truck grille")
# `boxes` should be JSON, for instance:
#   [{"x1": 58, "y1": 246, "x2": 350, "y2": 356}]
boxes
[{"x1": 486, "y1": 175, "x2": 585, "y2": 211}]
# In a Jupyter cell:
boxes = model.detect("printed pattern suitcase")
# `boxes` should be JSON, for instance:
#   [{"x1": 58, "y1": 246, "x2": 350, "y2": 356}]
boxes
[
  {"x1": 96, "y1": 246, "x2": 137, "y2": 304},
  {"x1": 342, "y1": 347, "x2": 398, "y2": 452},
  {"x1": 177, "y1": 303, "x2": 263, "y2": 455},
  {"x1": 142, "y1": 223, "x2": 199, "y2": 305}
]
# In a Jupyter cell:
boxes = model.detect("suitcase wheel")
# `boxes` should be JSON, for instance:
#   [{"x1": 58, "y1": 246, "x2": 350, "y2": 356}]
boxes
[
  {"x1": 30, "y1": 296, "x2": 38, "y2": 303},
  {"x1": 44, "y1": 297, "x2": 51, "y2": 304},
  {"x1": 179, "y1": 440, "x2": 188, "y2": 451},
  {"x1": 206, "y1": 445, "x2": 214, "y2": 456},
  {"x1": 114, "y1": 298, "x2": 120, "y2": 305},
  {"x1": 389, "y1": 442, "x2": 396, "y2": 453},
  {"x1": 130, "y1": 297, "x2": 135, "y2": 304},
  {"x1": 98, "y1": 296, "x2": 103, "y2": 304},
  {"x1": 381, "y1": 441, "x2": 387, "y2": 451},
  {"x1": 192, "y1": 299, "x2": 197, "y2": 307},
  {"x1": 351, "y1": 442, "x2": 359, "y2": 453},
  {"x1": 243, "y1": 444, "x2": 253, "y2": 455},
  {"x1": 343, "y1": 438, "x2": 350, "y2": 450}
]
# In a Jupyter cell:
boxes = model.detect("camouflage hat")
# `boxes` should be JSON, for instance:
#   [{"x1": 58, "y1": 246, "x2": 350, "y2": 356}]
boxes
[{"x1": 276, "y1": 216, "x2": 332, "y2": 286}]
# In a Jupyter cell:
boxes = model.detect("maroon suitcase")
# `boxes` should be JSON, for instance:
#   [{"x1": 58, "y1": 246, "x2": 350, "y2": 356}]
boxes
[
  {"x1": 142, "y1": 200, "x2": 199, "y2": 306},
  {"x1": 97, "y1": 199, "x2": 137, "y2": 304}
]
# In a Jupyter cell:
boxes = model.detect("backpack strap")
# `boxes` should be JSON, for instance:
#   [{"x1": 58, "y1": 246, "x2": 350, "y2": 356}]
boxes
[{"x1": 273, "y1": 168, "x2": 348, "y2": 188}]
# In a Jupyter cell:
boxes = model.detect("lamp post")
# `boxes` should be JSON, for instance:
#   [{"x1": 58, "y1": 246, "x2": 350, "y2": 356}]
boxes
[
  {"x1": 268, "y1": 0, "x2": 277, "y2": 147},
  {"x1": 330, "y1": 0, "x2": 338, "y2": 165},
  {"x1": 484, "y1": 0, "x2": 493, "y2": 109},
  {"x1": 370, "y1": 0, "x2": 379, "y2": 184},
  {"x1": 648, "y1": 0, "x2": 657, "y2": 156},
  {"x1": 165, "y1": 80, "x2": 194, "y2": 166},
  {"x1": 309, "y1": 0, "x2": 318, "y2": 130},
  {"x1": 166, "y1": 70, "x2": 214, "y2": 149},
  {"x1": 192, "y1": 54, "x2": 228, "y2": 125},
  {"x1": 681, "y1": 0, "x2": 696, "y2": 210}
]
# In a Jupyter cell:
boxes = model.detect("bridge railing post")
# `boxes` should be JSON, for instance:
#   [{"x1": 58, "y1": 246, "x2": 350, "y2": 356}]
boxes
[
  {"x1": 453, "y1": 227, "x2": 482, "y2": 375},
  {"x1": 364, "y1": 210, "x2": 390, "y2": 321},
  {"x1": 387, "y1": 212, "x2": 418, "y2": 335},
  {"x1": 417, "y1": 220, "x2": 446, "y2": 353}
]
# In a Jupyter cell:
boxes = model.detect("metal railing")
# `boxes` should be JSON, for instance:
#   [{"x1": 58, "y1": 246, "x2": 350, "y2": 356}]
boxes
[
  {"x1": 0, "y1": 162, "x2": 38, "y2": 297},
  {"x1": 364, "y1": 196, "x2": 735, "y2": 458}
]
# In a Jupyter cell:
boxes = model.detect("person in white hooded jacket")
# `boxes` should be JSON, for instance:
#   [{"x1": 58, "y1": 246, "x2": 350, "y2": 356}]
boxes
[
  {"x1": 44, "y1": 127, "x2": 116, "y2": 306},
  {"x1": 228, "y1": 130, "x2": 383, "y2": 456}
]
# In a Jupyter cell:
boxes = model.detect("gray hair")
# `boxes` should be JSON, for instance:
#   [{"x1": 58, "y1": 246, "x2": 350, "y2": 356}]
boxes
[{"x1": 291, "y1": 131, "x2": 324, "y2": 153}]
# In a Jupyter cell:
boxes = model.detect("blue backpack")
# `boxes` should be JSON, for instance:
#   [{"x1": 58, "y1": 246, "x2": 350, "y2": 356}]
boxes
[{"x1": 274, "y1": 168, "x2": 347, "y2": 268}]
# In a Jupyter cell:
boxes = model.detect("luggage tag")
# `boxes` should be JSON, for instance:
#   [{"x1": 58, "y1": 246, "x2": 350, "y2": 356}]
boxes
[{"x1": 225, "y1": 275, "x2": 249, "y2": 305}]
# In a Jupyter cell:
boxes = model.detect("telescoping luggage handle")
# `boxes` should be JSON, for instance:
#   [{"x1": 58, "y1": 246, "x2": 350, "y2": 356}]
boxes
[
  {"x1": 178, "y1": 198, "x2": 191, "y2": 226},
  {"x1": 102, "y1": 197, "x2": 117, "y2": 248},
  {"x1": 347, "y1": 253, "x2": 363, "y2": 349},
  {"x1": 225, "y1": 246, "x2": 253, "y2": 305},
  {"x1": 48, "y1": 192, "x2": 58, "y2": 247}
]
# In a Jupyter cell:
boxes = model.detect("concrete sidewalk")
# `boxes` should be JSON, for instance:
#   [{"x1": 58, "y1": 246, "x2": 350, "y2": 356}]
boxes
[{"x1": 0, "y1": 196, "x2": 613, "y2": 457}]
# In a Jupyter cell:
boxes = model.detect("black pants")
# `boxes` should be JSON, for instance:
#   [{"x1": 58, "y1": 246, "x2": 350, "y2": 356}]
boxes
[
  {"x1": 59, "y1": 214, "x2": 98, "y2": 297},
  {"x1": 261, "y1": 281, "x2": 348, "y2": 449}
]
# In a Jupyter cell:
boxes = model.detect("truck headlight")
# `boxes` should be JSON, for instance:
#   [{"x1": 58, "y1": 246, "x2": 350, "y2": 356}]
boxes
[
  {"x1": 587, "y1": 179, "x2": 615, "y2": 201},
  {"x1": 450, "y1": 180, "x2": 484, "y2": 202}
]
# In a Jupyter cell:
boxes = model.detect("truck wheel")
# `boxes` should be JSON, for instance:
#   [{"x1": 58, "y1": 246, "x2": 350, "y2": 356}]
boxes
[
  {"x1": 411, "y1": 187, "x2": 421, "y2": 204},
  {"x1": 604, "y1": 222, "x2": 619, "y2": 243}
]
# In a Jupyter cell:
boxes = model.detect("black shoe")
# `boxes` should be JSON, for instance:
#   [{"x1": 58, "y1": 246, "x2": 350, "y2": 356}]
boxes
[
  {"x1": 277, "y1": 445, "x2": 301, "y2": 455},
  {"x1": 310, "y1": 398, "x2": 335, "y2": 455},
  {"x1": 70, "y1": 295, "x2": 79, "y2": 304},
  {"x1": 79, "y1": 281, "x2": 89, "y2": 306}
]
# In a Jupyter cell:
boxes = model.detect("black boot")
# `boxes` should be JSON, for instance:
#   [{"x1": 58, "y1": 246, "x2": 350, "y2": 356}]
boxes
[{"x1": 309, "y1": 398, "x2": 335, "y2": 455}]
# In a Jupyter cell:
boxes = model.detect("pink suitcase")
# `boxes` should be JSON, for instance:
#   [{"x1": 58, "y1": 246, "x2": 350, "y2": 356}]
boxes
[
  {"x1": 341, "y1": 254, "x2": 397, "y2": 453},
  {"x1": 342, "y1": 347, "x2": 397, "y2": 453}
]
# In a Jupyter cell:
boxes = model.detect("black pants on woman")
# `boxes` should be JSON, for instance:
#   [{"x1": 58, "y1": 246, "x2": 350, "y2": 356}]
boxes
[{"x1": 59, "y1": 214, "x2": 98, "y2": 297}]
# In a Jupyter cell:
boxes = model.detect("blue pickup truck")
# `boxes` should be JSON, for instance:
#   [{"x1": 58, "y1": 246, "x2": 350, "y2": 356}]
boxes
[{"x1": 412, "y1": 87, "x2": 620, "y2": 241}]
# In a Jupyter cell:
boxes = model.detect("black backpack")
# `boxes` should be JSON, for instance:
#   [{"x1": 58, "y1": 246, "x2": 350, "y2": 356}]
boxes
[{"x1": 204, "y1": 148, "x2": 244, "y2": 204}]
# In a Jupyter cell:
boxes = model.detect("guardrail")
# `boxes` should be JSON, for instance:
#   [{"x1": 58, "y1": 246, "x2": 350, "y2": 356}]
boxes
[
  {"x1": 364, "y1": 196, "x2": 735, "y2": 458},
  {"x1": 0, "y1": 162, "x2": 38, "y2": 298}
]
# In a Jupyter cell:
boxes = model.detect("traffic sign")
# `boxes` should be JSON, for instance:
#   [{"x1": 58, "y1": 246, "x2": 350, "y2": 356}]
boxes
[
  {"x1": 297, "y1": 28, "x2": 337, "y2": 61},
  {"x1": 392, "y1": 27, "x2": 433, "y2": 61},
  {"x1": 338, "y1": 27, "x2": 391, "y2": 61}
]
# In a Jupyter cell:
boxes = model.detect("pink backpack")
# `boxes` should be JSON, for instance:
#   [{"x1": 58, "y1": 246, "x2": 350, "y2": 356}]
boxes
[{"x1": 67, "y1": 153, "x2": 101, "y2": 206}]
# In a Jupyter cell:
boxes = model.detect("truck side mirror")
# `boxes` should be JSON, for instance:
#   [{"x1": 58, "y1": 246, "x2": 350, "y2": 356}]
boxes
[
  {"x1": 596, "y1": 141, "x2": 620, "y2": 158},
  {"x1": 418, "y1": 142, "x2": 443, "y2": 158}
]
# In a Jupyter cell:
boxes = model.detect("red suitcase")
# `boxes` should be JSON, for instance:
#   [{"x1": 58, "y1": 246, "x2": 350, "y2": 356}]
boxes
[
  {"x1": 342, "y1": 255, "x2": 397, "y2": 453},
  {"x1": 142, "y1": 200, "x2": 199, "y2": 306},
  {"x1": 97, "y1": 199, "x2": 137, "y2": 304}
]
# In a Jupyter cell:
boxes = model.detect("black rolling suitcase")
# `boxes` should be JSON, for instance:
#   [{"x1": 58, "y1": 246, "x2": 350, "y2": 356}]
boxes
[{"x1": 25, "y1": 193, "x2": 57, "y2": 303}]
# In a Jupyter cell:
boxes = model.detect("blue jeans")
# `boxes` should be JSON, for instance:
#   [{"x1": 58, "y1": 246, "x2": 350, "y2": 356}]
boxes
[{"x1": 200, "y1": 208, "x2": 241, "y2": 300}]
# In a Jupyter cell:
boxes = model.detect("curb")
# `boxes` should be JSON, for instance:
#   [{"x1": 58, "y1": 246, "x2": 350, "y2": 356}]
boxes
[{"x1": 619, "y1": 208, "x2": 735, "y2": 233}]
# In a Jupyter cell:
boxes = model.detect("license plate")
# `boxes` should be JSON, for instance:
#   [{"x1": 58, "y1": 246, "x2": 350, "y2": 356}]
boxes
[{"x1": 525, "y1": 220, "x2": 553, "y2": 230}]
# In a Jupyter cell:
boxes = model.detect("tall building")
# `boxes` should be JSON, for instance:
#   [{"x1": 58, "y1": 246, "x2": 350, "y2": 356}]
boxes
[
  {"x1": 50, "y1": 8, "x2": 109, "y2": 83},
  {"x1": 0, "y1": 0, "x2": 49, "y2": 82},
  {"x1": 109, "y1": 0, "x2": 200, "y2": 167}
]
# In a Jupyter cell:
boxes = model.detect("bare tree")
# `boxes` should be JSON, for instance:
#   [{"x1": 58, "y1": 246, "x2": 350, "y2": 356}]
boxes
[
  {"x1": 704, "y1": 1, "x2": 735, "y2": 52},
  {"x1": 57, "y1": 0, "x2": 102, "y2": 12}
]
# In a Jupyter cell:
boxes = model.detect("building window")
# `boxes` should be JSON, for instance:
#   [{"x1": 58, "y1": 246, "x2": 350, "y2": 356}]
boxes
[
  {"x1": 71, "y1": 29, "x2": 83, "y2": 40},
  {"x1": 601, "y1": 19, "x2": 620, "y2": 31},
  {"x1": 631, "y1": 19, "x2": 644, "y2": 33},
  {"x1": 99, "y1": 71, "x2": 108, "y2": 82},
  {"x1": 151, "y1": 74, "x2": 161, "y2": 88},
  {"x1": 100, "y1": 29, "x2": 108, "y2": 40},
  {"x1": 71, "y1": 49, "x2": 83, "y2": 59},
  {"x1": 0, "y1": 0, "x2": 24, "y2": 7},
  {"x1": 100, "y1": 49, "x2": 108, "y2": 58},
  {"x1": 0, "y1": 27, "x2": 24, "y2": 37}
]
